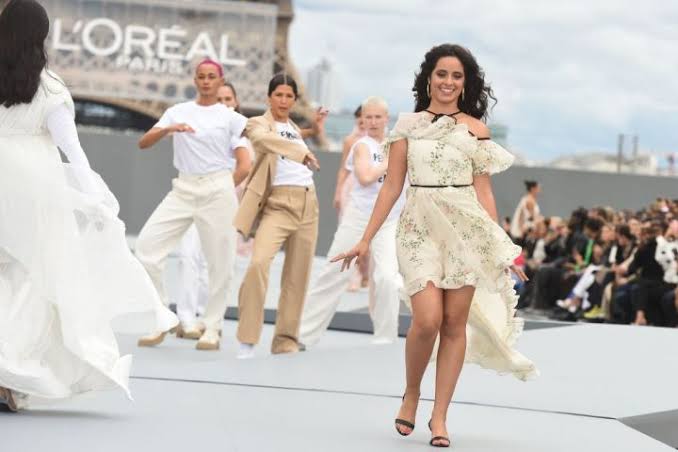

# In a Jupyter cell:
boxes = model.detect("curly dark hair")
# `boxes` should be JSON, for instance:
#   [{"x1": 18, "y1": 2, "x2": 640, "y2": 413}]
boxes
[
  {"x1": 413, "y1": 44, "x2": 496, "y2": 120},
  {"x1": 0, "y1": 0, "x2": 50, "y2": 108}
]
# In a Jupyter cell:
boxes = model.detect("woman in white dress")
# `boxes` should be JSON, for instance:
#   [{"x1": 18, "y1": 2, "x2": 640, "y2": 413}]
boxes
[
  {"x1": 334, "y1": 44, "x2": 537, "y2": 447},
  {"x1": 0, "y1": 0, "x2": 177, "y2": 412}
]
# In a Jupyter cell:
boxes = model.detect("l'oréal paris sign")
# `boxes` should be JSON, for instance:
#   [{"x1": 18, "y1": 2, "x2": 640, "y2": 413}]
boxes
[
  {"x1": 43, "y1": 0, "x2": 278, "y2": 108},
  {"x1": 52, "y1": 18, "x2": 246, "y2": 75}
]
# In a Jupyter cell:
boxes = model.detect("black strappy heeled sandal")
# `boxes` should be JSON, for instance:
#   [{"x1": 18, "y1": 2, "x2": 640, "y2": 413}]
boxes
[
  {"x1": 428, "y1": 419, "x2": 451, "y2": 448},
  {"x1": 394, "y1": 393, "x2": 418, "y2": 436}
]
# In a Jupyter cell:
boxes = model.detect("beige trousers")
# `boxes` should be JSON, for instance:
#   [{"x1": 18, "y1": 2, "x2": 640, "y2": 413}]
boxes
[
  {"x1": 237, "y1": 185, "x2": 319, "y2": 353},
  {"x1": 135, "y1": 170, "x2": 238, "y2": 332}
]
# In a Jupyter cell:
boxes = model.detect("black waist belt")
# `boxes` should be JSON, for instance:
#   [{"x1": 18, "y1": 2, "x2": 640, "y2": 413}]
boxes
[{"x1": 410, "y1": 184, "x2": 472, "y2": 188}]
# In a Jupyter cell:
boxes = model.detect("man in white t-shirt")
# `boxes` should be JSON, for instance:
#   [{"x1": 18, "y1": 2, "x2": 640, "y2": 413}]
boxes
[
  {"x1": 300, "y1": 96, "x2": 405, "y2": 346},
  {"x1": 135, "y1": 60, "x2": 250, "y2": 350},
  {"x1": 171, "y1": 84, "x2": 253, "y2": 339}
]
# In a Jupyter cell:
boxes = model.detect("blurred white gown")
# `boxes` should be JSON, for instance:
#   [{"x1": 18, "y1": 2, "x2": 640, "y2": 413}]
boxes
[{"x1": 0, "y1": 71, "x2": 177, "y2": 407}]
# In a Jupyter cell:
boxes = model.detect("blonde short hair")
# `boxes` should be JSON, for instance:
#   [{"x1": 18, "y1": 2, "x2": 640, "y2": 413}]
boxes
[{"x1": 361, "y1": 96, "x2": 388, "y2": 113}]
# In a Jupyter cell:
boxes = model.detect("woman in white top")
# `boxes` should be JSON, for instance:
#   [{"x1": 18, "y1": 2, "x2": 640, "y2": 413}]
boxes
[
  {"x1": 510, "y1": 180, "x2": 541, "y2": 242},
  {"x1": 300, "y1": 96, "x2": 406, "y2": 347},
  {"x1": 172, "y1": 81, "x2": 252, "y2": 340},
  {"x1": 134, "y1": 60, "x2": 250, "y2": 351},
  {"x1": 0, "y1": 0, "x2": 177, "y2": 411}
]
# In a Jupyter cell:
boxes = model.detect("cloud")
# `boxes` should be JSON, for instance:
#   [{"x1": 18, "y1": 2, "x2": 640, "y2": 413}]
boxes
[{"x1": 289, "y1": 0, "x2": 678, "y2": 161}]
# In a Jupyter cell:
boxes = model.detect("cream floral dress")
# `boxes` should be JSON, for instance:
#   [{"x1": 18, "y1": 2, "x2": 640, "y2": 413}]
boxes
[{"x1": 389, "y1": 112, "x2": 538, "y2": 381}]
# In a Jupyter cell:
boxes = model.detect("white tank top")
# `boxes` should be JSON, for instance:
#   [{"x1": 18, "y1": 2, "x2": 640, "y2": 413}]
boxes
[{"x1": 345, "y1": 135, "x2": 404, "y2": 220}]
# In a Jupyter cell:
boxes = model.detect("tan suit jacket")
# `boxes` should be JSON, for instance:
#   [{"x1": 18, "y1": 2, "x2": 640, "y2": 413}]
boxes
[{"x1": 234, "y1": 110, "x2": 310, "y2": 238}]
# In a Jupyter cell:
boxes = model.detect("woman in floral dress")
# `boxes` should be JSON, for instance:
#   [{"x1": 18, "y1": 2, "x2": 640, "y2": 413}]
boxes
[{"x1": 333, "y1": 44, "x2": 538, "y2": 447}]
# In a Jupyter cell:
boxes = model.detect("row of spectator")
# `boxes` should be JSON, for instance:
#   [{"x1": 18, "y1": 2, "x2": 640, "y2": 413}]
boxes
[{"x1": 507, "y1": 197, "x2": 678, "y2": 327}]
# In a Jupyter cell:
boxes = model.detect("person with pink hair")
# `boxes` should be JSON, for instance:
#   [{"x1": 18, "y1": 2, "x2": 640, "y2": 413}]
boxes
[
  {"x1": 170, "y1": 80, "x2": 254, "y2": 341},
  {"x1": 134, "y1": 59, "x2": 251, "y2": 351}
]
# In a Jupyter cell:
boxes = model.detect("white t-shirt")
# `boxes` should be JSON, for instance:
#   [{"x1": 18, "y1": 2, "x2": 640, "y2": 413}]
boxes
[
  {"x1": 655, "y1": 236, "x2": 678, "y2": 284},
  {"x1": 272, "y1": 121, "x2": 314, "y2": 187},
  {"x1": 227, "y1": 136, "x2": 254, "y2": 169},
  {"x1": 345, "y1": 135, "x2": 404, "y2": 220},
  {"x1": 155, "y1": 101, "x2": 247, "y2": 175}
]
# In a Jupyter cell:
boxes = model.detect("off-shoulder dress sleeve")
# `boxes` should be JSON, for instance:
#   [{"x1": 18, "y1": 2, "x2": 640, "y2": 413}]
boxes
[{"x1": 471, "y1": 139, "x2": 515, "y2": 176}]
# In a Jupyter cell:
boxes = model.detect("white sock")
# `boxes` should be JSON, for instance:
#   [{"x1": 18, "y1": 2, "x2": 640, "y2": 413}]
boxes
[{"x1": 237, "y1": 343, "x2": 255, "y2": 359}]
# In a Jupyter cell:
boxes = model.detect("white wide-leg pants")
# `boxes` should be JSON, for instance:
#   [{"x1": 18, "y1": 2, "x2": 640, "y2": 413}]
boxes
[
  {"x1": 135, "y1": 170, "x2": 237, "y2": 332},
  {"x1": 300, "y1": 204, "x2": 402, "y2": 346},
  {"x1": 174, "y1": 225, "x2": 209, "y2": 327}
]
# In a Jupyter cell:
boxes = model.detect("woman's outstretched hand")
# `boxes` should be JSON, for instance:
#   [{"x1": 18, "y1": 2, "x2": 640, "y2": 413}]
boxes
[
  {"x1": 330, "y1": 240, "x2": 369, "y2": 272},
  {"x1": 303, "y1": 152, "x2": 320, "y2": 171}
]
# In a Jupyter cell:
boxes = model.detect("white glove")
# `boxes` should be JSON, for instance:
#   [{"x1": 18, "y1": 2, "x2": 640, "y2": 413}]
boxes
[{"x1": 74, "y1": 192, "x2": 115, "y2": 232}]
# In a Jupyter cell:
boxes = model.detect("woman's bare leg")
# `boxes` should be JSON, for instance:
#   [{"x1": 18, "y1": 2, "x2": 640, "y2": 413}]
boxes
[
  {"x1": 429, "y1": 285, "x2": 475, "y2": 445},
  {"x1": 396, "y1": 281, "x2": 443, "y2": 434}
]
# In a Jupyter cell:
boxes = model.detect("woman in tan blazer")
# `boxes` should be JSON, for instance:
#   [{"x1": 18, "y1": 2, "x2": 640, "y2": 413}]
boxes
[{"x1": 234, "y1": 74, "x2": 326, "y2": 358}]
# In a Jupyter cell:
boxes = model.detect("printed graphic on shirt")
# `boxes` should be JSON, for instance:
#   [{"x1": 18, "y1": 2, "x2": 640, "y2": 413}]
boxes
[
  {"x1": 280, "y1": 129, "x2": 300, "y2": 141},
  {"x1": 278, "y1": 128, "x2": 302, "y2": 160},
  {"x1": 346, "y1": 135, "x2": 404, "y2": 218},
  {"x1": 273, "y1": 121, "x2": 313, "y2": 187},
  {"x1": 373, "y1": 151, "x2": 386, "y2": 183}
]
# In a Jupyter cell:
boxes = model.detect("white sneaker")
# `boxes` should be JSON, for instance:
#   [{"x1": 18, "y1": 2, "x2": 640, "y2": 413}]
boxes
[
  {"x1": 236, "y1": 343, "x2": 255, "y2": 359},
  {"x1": 556, "y1": 299, "x2": 571, "y2": 309}
]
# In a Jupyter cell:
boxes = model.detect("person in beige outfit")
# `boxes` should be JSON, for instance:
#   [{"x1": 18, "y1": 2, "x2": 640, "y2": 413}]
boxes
[
  {"x1": 235, "y1": 74, "x2": 326, "y2": 358},
  {"x1": 134, "y1": 60, "x2": 251, "y2": 351}
]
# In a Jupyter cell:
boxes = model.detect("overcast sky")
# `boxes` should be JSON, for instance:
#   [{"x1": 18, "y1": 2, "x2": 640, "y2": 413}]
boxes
[{"x1": 289, "y1": 0, "x2": 678, "y2": 163}]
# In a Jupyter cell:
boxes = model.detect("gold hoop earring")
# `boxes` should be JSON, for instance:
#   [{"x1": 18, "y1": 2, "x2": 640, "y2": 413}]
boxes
[
  {"x1": 427, "y1": 80, "x2": 431, "y2": 97},
  {"x1": 460, "y1": 88, "x2": 465, "y2": 102}
]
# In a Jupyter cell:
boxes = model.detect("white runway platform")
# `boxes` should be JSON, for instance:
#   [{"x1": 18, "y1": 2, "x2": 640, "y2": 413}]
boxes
[
  {"x1": 2, "y1": 254, "x2": 678, "y2": 451},
  {"x1": 2, "y1": 319, "x2": 678, "y2": 452}
]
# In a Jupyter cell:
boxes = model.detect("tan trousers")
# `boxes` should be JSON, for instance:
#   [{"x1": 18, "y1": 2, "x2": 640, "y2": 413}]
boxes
[
  {"x1": 135, "y1": 170, "x2": 238, "y2": 332},
  {"x1": 237, "y1": 185, "x2": 319, "y2": 352}
]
